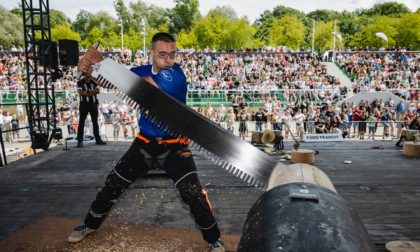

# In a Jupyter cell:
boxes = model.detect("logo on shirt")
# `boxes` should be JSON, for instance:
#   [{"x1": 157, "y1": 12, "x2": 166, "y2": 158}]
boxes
[{"x1": 160, "y1": 70, "x2": 172, "y2": 81}]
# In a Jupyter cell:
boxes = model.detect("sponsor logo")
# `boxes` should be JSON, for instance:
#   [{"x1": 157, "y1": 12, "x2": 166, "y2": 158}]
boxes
[{"x1": 160, "y1": 70, "x2": 172, "y2": 81}]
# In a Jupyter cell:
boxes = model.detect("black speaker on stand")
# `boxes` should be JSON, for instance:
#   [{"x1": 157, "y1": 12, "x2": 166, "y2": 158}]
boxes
[{"x1": 59, "y1": 39, "x2": 79, "y2": 66}]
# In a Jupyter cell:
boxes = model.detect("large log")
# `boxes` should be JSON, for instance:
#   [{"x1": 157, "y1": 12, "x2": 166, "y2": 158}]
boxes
[{"x1": 237, "y1": 164, "x2": 376, "y2": 252}]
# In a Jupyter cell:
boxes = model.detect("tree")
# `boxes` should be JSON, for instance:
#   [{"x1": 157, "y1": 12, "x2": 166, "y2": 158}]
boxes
[
  {"x1": 114, "y1": 0, "x2": 131, "y2": 32},
  {"x1": 350, "y1": 15, "x2": 398, "y2": 48},
  {"x1": 193, "y1": 14, "x2": 230, "y2": 49},
  {"x1": 255, "y1": 5, "x2": 308, "y2": 43},
  {"x1": 307, "y1": 10, "x2": 337, "y2": 23},
  {"x1": 102, "y1": 31, "x2": 120, "y2": 49},
  {"x1": 224, "y1": 18, "x2": 256, "y2": 49},
  {"x1": 0, "y1": 5, "x2": 24, "y2": 48},
  {"x1": 337, "y1": 11, "x2": 363, "y2": 47},
  {"x1": 176, "y1": 29, "x2": 198, "y2": 49},
  {"x1": 309, "y1": 21, "x2": 343, "y2": 51},
  {"x1": 395, "y1": 13, "x2": 420, "y2": 49},
  {"x1": 82, "y1": 27, "x2": 104, "y2": 48},
  {"x1": 85, "y1": 11, "x2": 118, "y2": 38},
  {"x1": 369, "y1": 2, "x2": 411, "y2": 16},
  {"x1": 267, "y1": 15, "x2": 306, "y2": 50},
  {"x1": 51, "y1": 25, "x2": 81, "y2": 42},
  {"x1": 207, "y1": 5, "x2": 237, "y2": 20},
  {"x1": 50, "y1": 9, "x2": 71, "y2": 28},
  {"x1": 171, "y1": 0, "x2": 200, "y2": 34},
  {"x1": 129, "y1": 1, "x2": 171, "y2": 33},
  {"x1": 71, "y1": 10, "x2": 92, "y2": 41}
]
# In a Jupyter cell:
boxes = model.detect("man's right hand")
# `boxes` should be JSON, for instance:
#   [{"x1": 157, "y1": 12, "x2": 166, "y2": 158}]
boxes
[{"x1": 77, "y1": 46, "x2": 104, "y2": 78}]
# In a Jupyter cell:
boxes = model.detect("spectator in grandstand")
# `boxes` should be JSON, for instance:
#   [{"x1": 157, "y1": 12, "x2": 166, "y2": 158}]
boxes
[
  {"x1": 359, "y1": 107, "x2": 368, "y2": 140},
  {"x1": 315, "y1": 116, "x2": 326, "y2": 133},
  {"x1": 380, "y1": 108, "x2": 391, "y2": 139},
  {"x1": 218, "y1": 104, "x2": 226, "y2": 122},
  {"x1": 307, "y1": 108, "x2": 317, "y2": 134},
  {"x1": 120, "y1": 111, "x2": 131, "y2": 139},
  {"x1": 130, "y1": 114, "x2": 138, "y2": 138},
  {"x1": 3, "y1": 111, "x2": 12, "y2": 143},
  {"x1": 282, "y1": 110, "x2": 292, "y2": 139},
  {"x1": 98, "y1": 111, "x2": 106, "y2": 136},
  {"x1": 367, "y1": 113, "x2": 376, "y2": 140},
  {"x1": 238, "y1": 109, "x2": 250, "y2": 139},
  {"x1": 111, "y1": 110, "x2": 121, "y2": 140},
  {"x1": 108, "y1": 101, "x2": 116, "y2": 116},
  {"x1": 101, "y1": 100, "x2": 110, "y2": 124},
  {"x1": 11, "y1": 113, "x2": 19, "y2": 142},
  {"x1": 68, "y1": 113, "x2": 78, "y2": 135},
  {"x1": 252, "y1": 108, "x2": 264, "y2": 132},
  {"x1": 293, "y1": 109, "x2": 305, "y2": 139},
  {"x1": 352, "y1": 107, "x2": 361, "y2": 138},
  {"x1": 226, "y1": 109, "x2": 235, "y2": 134},
  {"x1": 16, "y1": 99, "x2": 24, "y2": 122}
]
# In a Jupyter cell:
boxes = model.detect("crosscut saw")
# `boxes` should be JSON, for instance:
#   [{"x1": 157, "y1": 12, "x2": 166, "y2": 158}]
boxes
[{"x1": 91, "y1": 58, "x2": 283, "y2": 187}]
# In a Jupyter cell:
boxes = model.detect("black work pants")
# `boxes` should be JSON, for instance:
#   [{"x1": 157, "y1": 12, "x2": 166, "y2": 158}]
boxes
[
  {"x1": 83, "y1": 137, "x2": 221, "y2": 244},
  {"x1": 77, "y1": 102, "x2": 100, "y2": 142}
]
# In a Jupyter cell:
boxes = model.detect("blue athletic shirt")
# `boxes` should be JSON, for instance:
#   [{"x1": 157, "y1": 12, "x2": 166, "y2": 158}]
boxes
[{"x1": 130, "y1": 63, "x2": 187, "y2": 137}]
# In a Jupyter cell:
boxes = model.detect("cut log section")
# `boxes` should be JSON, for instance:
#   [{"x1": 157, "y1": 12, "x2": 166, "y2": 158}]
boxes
[
  {"x1": 385, "y1": 240, "x2": 420, "y2": 252},
  {"x1": 403, "y1": 141, "x2": 420, "y2": 157},
  {"x1": 267, "y1": 163, "x2": 336, "y2": 192},
  {"x1": 291, "y1": 148, "x2": 315, "y2": 164}
]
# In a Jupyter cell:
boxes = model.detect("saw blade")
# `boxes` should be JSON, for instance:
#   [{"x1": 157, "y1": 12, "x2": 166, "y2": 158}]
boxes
[{"x1": 91, "y1": 58, "x2": 279, "y2": 187}]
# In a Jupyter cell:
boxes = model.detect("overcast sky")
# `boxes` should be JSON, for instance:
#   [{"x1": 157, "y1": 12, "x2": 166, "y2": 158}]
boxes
[{"x1": 3, "y1": 0, "x2": 420, "y2": 23}]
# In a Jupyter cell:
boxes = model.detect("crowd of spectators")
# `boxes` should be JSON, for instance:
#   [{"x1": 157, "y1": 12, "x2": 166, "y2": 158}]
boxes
[
  {"x1": 1, "y1": 44, "x2": 420, "y2": 142},
  {"x1": 56, "y1": 97, "x2": 139, "y2": 140},
  {"x1": 336, "y1": 52, "x2": 420, "y2": 99}
]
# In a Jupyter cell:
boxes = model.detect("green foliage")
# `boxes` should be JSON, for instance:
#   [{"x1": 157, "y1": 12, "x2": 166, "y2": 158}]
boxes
[
  {"x1": 309, "y1": 21, "x2": 343, "y2": 51},
  {"x1": 307, "y1": 10, "x2": 337, "y2": 23},
  {"x1": 71, "y1": 10, "x2": 92, "y2": 41},
  {"x1": 337, "y1": 11, "x2": 362, "y2": 47},
  {"x1": 267, "y1": 15, "x2": 306, "y2": 49},
  {"x1": 102, "y1": 31, "x2": 120, "y2": 49},
  {"x1": 176, "y1": 29, "x2": 198, "y2": 49},
  {"x1": 51, "y1": 25, "x2": 81, "y2": 42},
  {"x1": 85, "y1": 11, "x2": 118, "y2": 38},
  {"x1": 2, "y1": 2, "x2": 419, "y2": 52},
  {"x1": 129, "y1": 1, "x2": 171, "y2": 34},
  {"x1": 207, "y1": 5, "x2": 237, "y2": 20},
  {"x1": 190, "y1": 14, "x2": 255, "y2": 50},
  {"x1": 369, "y1": 2, "x2": 410, "y2": 16},
  {"x1": 81, "y1": 27, "x2": 104, "y2": 48},
  {"x1": 255, "y1": 5, "x2": 308, "y2": 43},
  {"x1": 50, "y1": 9, "x2": 71, "y2": 28},
  {"x1": 0, "y1": 5, "x2": 24, "y2": 48},
  {"x1": 395, "y1": 13, "x2": 420, "y2": 48},
  {"x1": 171, "y1": 0, "x2": 200, "y2": 34},
  {"x1": 350, "y1": 15, "x2": 398, "y2": 48}
]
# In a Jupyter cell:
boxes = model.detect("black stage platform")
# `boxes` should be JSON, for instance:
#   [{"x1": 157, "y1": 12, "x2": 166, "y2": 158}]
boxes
[{"x1": 0, "y1": 140, "x2": 419, "y2": 251}]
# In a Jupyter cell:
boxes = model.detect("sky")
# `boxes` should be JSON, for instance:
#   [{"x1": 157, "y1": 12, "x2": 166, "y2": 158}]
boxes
[{"x1": 2, "y1": 0, "x2": 420, "y2": 23}]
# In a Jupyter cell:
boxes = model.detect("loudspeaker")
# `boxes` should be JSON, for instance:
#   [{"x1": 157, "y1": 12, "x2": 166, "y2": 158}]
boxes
[
  {"x1": 59, "y1": 39, "x2": 79, "y2": 66},
  {"x1": 47, "y1": 41, "x2": 63, "y2": 81}
]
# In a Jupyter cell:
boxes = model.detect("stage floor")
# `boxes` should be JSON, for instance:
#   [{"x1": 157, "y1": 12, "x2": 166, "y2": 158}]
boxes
[{"x1": 0, "y1": 140, "x2": 419, "y2": 251}]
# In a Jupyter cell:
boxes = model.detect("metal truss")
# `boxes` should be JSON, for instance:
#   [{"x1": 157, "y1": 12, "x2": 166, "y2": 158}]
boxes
[{"x1": 21, "y1": 0, "x2": 58, "y2": 150}]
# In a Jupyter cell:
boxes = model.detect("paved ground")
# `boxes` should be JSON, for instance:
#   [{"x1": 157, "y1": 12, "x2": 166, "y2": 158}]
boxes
[{"x1": 0, "y1": 138, "x2": 419, "y2": 251}]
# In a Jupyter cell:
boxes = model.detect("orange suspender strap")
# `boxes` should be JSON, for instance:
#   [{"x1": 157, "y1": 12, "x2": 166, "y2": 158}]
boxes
[
  {"x1": 137, "y1": 133, "x2": 190, "y2": 145},
  {"x1": 136, "y1": 132, "x2": 150, "y2": 143},
  {"x1": 158, "y1": 137, "x2": 190, "y2": 145}
]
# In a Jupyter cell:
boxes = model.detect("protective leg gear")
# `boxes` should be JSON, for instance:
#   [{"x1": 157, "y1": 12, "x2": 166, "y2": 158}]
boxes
[{"x1": 164, "y1": 144, "x2": 220, "y2": 244}]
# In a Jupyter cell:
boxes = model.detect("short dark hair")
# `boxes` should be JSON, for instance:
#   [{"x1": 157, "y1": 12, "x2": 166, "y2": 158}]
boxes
[{"x1": 151, "y1": 33, "x2": 175, "y2": 49}]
